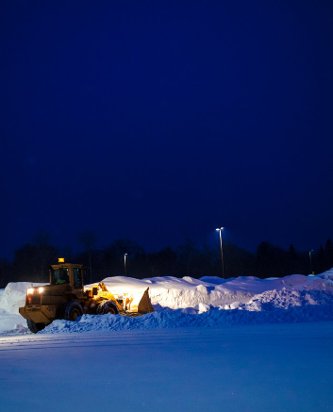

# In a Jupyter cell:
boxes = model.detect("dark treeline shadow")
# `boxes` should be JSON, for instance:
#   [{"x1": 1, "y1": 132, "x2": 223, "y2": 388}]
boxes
[{"x1": 1, "y1": 237, "x2": 333, "y2": 287}]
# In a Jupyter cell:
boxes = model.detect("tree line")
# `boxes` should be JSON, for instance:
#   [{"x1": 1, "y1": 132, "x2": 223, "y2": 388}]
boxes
[{"x1": 0, "y1": 235, "x2": 333, "y2": 288}]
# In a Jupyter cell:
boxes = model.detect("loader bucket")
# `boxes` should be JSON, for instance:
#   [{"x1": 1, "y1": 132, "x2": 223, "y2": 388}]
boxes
[
  {"x1": 94, "y1": 283, "x2": 154, "y2": 315},
  {"x1": 137, "y1": 288, "x2": 154, "y2": 314}
]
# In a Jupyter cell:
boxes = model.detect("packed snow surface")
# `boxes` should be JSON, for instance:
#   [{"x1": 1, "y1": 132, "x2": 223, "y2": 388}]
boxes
[
  {"x1": 0, "y1": 269, "x2": 333, "y2": 334},
  {"x1": 1, "y1": 323, "x2": 332, "y2": 412}
]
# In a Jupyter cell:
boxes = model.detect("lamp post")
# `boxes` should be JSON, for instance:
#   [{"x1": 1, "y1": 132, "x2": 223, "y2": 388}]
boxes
[
  {"x1": 216, "y1": 227, "x2": 225, "y2": 277},
  {"x1": 309, "y1": 249, "x2": 314, "y2": 274},
  {"x1": 124, "y1": 253, "x2": 128, "y2": 276}
]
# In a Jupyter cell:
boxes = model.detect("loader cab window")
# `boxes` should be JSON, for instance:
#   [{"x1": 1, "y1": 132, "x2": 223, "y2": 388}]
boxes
[
  {"x1": 51, "y1": 268, "x2": 69, "y2": 285},
  {"x1": 73, "y1": 268, "x2": 83, "y2": 289}
]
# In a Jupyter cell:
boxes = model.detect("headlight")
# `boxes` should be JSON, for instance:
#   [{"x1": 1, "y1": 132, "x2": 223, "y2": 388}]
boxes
[
  {"x1": 27, "y1": 288, "x2": 34, "y2": 295},
  {"x1": 38, "y1": 287, "x2": 45, "y2": 294}
]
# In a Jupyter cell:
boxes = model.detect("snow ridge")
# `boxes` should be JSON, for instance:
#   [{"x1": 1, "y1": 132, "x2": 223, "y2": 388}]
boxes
[{"x1": 0, "y1": 270, "x2": 333, "y2": 335}]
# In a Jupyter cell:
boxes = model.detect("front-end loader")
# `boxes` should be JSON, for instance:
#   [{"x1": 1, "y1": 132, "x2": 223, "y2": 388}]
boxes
[{"x1": 19, "y1": 258, "x2": 154, "y2": 333}]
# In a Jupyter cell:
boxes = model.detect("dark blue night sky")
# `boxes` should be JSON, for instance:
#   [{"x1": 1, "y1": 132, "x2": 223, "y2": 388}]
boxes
[{"x1": 1, "y1": 1, "x2": 333, "y2": 258}]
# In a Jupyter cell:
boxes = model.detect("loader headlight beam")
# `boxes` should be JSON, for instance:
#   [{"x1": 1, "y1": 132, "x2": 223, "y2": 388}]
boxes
[{"x1": 27, "y1": 287, "x2": 45, "y2": 295}]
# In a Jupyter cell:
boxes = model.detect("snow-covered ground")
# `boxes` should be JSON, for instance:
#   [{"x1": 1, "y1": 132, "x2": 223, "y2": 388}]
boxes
[
  {"x1": 1, "y1": 323, "x2": 332, "y2": 412},
  {"x1": 1, "y1": 270, "x2": 333, "y2": 411}
]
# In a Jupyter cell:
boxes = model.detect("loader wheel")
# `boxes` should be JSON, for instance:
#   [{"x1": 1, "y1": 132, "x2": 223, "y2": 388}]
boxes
[
  {"x1": 97, "y1": 300, "x2": 119, "y2": 315},
  {"x1": 65, "y1": 301, "x2": 83, "y2": 321},
  {"x1": 27, "y1": 319, "x2": 46, "y2": 334}
]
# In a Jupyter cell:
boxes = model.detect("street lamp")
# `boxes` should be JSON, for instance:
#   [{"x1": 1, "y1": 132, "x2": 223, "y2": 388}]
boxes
[
  {"x1": 309, "y1": 249, "x2": 314, "y2": 274},
  {"x1": 216, "y1": 227, "x2": 225, "y2": 277},
  {"x1": 124, "y1": 253, "x2": 128, "y2": 276}
]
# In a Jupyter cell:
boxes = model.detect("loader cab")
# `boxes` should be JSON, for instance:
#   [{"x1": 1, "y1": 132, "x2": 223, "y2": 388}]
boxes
[
  {"x1": 49, "y1": 259, "x2": 85, "y2": 290},
  {"x1": 51, "y1": 267, "x2": 70, "y2": 285}
]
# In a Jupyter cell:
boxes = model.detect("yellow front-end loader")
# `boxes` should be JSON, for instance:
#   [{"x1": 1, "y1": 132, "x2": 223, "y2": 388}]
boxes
[{"x1": 19, "y1": 258, "x2": 154, "y2": 333}]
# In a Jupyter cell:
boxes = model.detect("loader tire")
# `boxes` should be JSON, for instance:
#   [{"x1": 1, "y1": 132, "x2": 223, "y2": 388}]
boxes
[
  {"x1": 27, "y1": 319, "x2": 45, "y2": 334},
  {"x1": 97, "y1": 300, "x2": 118, "y2": 315},
  {"x1": 65, "y1": 301, "x2": 83, "y2": 321}
]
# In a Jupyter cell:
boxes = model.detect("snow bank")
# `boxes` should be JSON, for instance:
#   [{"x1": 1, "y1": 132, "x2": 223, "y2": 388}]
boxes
[
  {"x1": 42, "y1": 297, "x2": 333, "y2": 334},
  {"x1": 0, "y1": 282, "x2": 45, "y2": 335},
  {"x1": 0, "y1": 282, "x2": 35, "y2": 313},
  {"x1": 103, "y1": 270, "x2": 333, "y2": 310},
  {"x1": 0, "y1": 270, "x2": 333, "y2": 335}
]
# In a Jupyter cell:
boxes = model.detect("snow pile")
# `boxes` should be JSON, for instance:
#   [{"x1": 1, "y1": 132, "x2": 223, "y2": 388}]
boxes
[
  {"x1": 0, "y1": 269, "x2": 333, "y2": 334},
  {"x1": 103, "y1": 270, "x2": 333, "y2": 310},
  {"x1": 0, "y1": 282, "x2": 36, "y2": 313},
  {"x1": 0, "y1": 282, "x2": 44, "y2": 335},
  {"x1": 244, "y1": 288, "x2": 333, "y2": 311}
]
